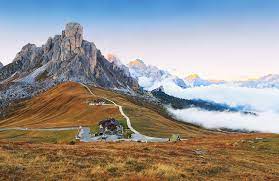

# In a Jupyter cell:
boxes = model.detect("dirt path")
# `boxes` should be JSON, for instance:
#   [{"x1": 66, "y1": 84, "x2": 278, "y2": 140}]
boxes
[
  {"x1": 0, "y1": 83, "x2": 168, "y2": 142},
  {"x1": 80, "y1": 83, "x2": 168, "y2": 142}
]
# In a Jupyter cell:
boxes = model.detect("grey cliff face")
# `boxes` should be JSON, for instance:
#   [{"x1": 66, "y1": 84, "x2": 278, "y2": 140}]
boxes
[
  {"x1": 0, "y1": 62, "x2": 3, "y2": 68},
  {"x1": 1, "y1": 22, "x2": 138, "y2": 89},
  {"x1": 64, "y1": 22, "x2": 83, "y2": 51},
  {"x1": 0, "y1": 22, "x2": 139, "y2": 112},
  {"x1": 43, "y1": 23, "x2": 97, "y2": 83}
]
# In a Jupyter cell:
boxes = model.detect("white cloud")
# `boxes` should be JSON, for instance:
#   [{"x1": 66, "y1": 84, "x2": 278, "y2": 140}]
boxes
[
  {"x1": 168, "y1": 107, "x2": 279, "y2": 133},
  {"x1": 164, "y1": 84, "x2": 279, "y2": 113},
  {"x1": 163, "y1": 84, "x2": 279, "y2": 133},
  {"x1": 138, "y1": 76, "x2": 154, "y2": 88}
]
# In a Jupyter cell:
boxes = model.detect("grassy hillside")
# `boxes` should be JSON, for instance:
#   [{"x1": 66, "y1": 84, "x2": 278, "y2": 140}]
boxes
[
  {"x1": 89, "y1": 86, "x2": 214, "y2": 138},
  {"x1": 0, "y1": 82, "x2": 278, "y2": 180},
  {"x1": 0, "y1": 82, "x2": 213, "y2": 138},
  {"x1": 0, "y1": 82, "x2": 122, "y2": 129},
  {"x1": 0, "y1": 130, "x2": 77, "y2": 144}
]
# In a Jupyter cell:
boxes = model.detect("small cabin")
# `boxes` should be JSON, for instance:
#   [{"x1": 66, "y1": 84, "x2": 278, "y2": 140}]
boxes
[{"x1": 98, "y1": 118, "x2": 123, "y2": 136}]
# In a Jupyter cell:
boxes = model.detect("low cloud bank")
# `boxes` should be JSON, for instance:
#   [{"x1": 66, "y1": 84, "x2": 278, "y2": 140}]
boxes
[
  {"x1": 164, "y1": 84, "x2": 279, "y2": 112},
  {"x1": 162, "y1": 84, "x2": 279, "y2": 133},
  {"x1": 168, "y1": 107, "x2": 279, "y2": 133}
]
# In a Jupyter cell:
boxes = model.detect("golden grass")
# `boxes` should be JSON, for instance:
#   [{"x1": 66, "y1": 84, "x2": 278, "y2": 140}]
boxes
[
  {"x1": 0, "y1": 82, "x2": 278, "y2": 180},
  {"x1": 0, "y1": 82, "x2": 213, "y2": 138},
  {"x1": 0, "y1": 133, "x2": 278, "y2": 180},
  {"x1": 89, "y1": 86, "x2": 214, "y2": 138},
  {"x1": 0, "y1": 130, "x2": 77, "y2": 144},
  {"x1": 0, "y1": 82, "x2": 123, "y2": 128}
]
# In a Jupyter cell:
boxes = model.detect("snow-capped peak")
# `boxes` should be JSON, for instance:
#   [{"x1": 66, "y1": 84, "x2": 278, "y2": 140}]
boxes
[
  {"x1": 184, "y1": 74, "x2": 225, "y2": 87},
  {"x1": 237, "y1": 74, "x2": 279, "y2": 89},
  {"x1": 259, "y1": 74, "x2": 279, "y2": 82},
  {"x1": 105, "y1": 53, "x2": 131, "y2": 76},
  {"x1": 184, "y1": 74, "x2": 211, "y2": 87},
  {"x1": 127, "y1": 59, "x2": 187, "y2": 91},
  {"x1": 128, "y1": 59, "x2": 146, "y2": 69},
  {"x1": 185, "y1": 74, "x2": 200, "y2": 80},
  {"x1": 106, "y1": 53, "x2": 123, "y2": 67}
]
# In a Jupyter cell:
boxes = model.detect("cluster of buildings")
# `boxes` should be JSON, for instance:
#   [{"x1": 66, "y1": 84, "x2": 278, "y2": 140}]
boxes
[
  {"x1": 98, "y1": 118, "x2": 124, "y2": 137},
  {"x1": 76, "y1": 117, "x2": 181, "y2": 142},
  {"x1": 76, "y1": 118, "x2": 124, "y2": 141},
  {"x1": 88, "y1": 98, "x2": 107, "y2": 106}
]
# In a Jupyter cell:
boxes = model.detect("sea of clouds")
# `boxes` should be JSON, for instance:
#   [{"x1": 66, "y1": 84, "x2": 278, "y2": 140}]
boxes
[{"x1": 163, "y1": 84, "x2": 279, "y2": 133}]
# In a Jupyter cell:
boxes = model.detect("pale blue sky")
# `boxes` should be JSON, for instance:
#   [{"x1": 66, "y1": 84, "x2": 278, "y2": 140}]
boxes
[{"x1": 0, "y1": 0, "x2": 279, "y2": 80}]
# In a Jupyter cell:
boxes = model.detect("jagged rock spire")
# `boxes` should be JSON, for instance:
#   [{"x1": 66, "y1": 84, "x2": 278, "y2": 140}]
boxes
[
  {"x1": 63, "y1": 22, "x2": 83, "y2": 53},
  {"x1": 0, "y1": 22, "x2": 138, "y2": 91}
]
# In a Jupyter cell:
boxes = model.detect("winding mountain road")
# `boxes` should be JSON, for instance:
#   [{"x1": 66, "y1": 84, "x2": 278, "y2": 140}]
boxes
[
  {"x1": 0, "y1": 83, "x2": 168, "y2": 142},
  {"x1": 80, "y1": 83, "x2": 168, "y2": 142}
]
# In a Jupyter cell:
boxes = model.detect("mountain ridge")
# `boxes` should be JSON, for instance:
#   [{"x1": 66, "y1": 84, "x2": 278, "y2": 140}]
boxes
[
  {"x1": 0, "y1": 22, "x2": 139, "y2": 112},
  {"x1": 0, "y1": 22, "x2": 138, "y2": 89},
  {"x1": 236, "y1": 74, "x2": 279, "y2": 89},
  {"x1": 127, "y1": 59, "x2": 188, "y2": 91}
]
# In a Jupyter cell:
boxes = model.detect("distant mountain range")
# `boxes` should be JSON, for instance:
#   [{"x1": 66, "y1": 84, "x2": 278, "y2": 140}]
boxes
[
  {"x1": 126, "y1": 59, "x2": 279, "y2": 90},
  {"x1": 184, "y1": 74, "x2": 225, "y2": 87},
  {"x1": 183, "y1": 74, "x2": 279, "y2": 89},
  {"x1": 236, "y1": 74, "x2": 279, "y2": 89},
  {"x1": 127, "y1": 59, "x2": 187, "y2": 91},
  {"x1": 126, "y1": 59, "x2": 228, "y2": 90}
]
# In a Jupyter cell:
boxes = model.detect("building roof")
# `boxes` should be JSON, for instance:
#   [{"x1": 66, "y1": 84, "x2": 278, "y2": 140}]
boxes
[{"x1": 98, "y1": 118, "x2": 120, "y2": 128}]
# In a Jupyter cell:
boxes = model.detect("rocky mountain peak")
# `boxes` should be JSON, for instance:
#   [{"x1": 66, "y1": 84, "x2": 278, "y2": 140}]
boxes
[
  {"x1": 185, "y1": 74, "x2": 200, "y2": 80},
  {"x1": 106, "y1": 53, "x2": 123, "y2": 67},
  {"x1": 184, "y1": 74, "x2": 219, "y2": 87},
  {"x1": 106, "y1": 53, "x2": 120, "y2": 64},
  {"x1": 62, "y1": 22, "x2": 83, "y2": 54},
  {"x1": 0, "y1": 22, "x2": 139, "y2": 107},
  {"x1": 128, "y1": 59, "x2": 146, "y2": 69},
  {"x1": 0, "y1": 61, "x2": 3, "y2": 68}
]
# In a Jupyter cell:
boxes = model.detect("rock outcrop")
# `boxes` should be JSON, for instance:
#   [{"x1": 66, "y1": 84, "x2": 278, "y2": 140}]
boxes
[
  {"x1": 0, "y1": 61, "x2": 3, "y2": 68},
  {"x1": 106, "y1": 53, "x2": 130, "y2": 76},
  {"x1": 0, "y1": 22, "x2": 139, "y2": 112},
  {"x1": 64, "y1": 22, "x2": 83, "y2": 51},
  {"x1": 0, "y1": 22, "x2": 138, "y2": 89}
]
